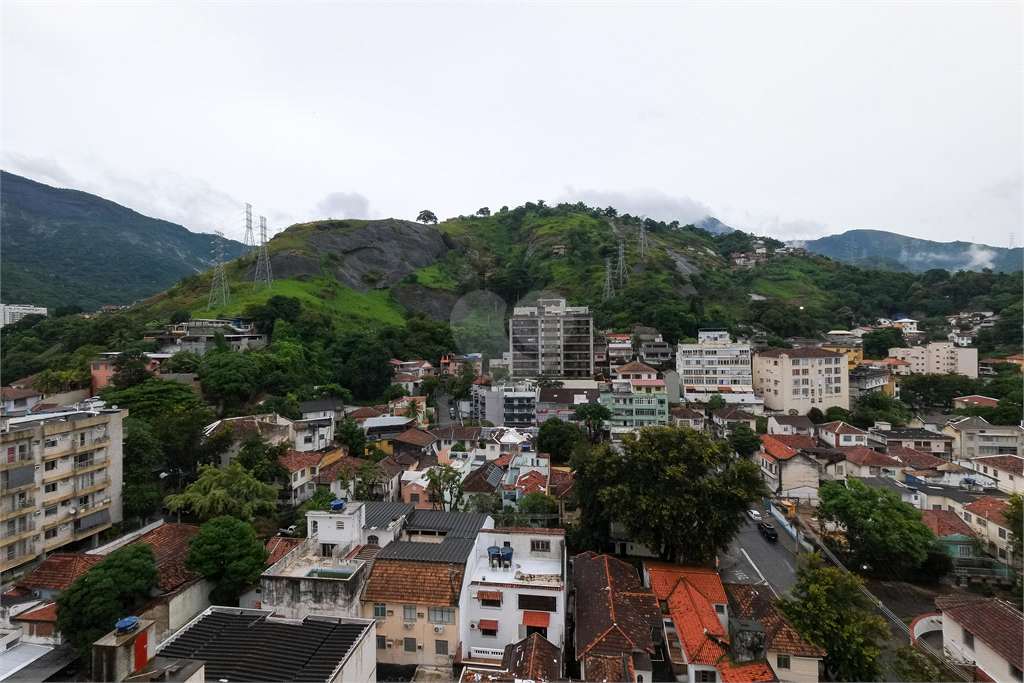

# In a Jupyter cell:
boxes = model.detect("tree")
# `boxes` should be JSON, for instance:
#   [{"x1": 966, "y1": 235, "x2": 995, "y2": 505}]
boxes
[
  {"x1": 424, "y1": 465, "x2": 465, "y2": 511},
  {"x1": 187, "y1": 516, "x2": 270, "y2": 605},
  {"x1": 537, "y1": 417, "x2": 586, "y2": 464},
  {"x1": 489, "y1": 366, "x2": 509, "y2": 382},
  {"x1": 448, "y1": 361, "x2": 478, "y2": 401},
  {"x1": 534, "y1": 376, "x2": 565, "y2": 389},
  {"x1": 110, "y1": 348, "x2": 153, "y2": 390},
  {"x1": 518, "y1": 492, "x2": 558, "y2": 521},
  {"x1": 817, "y1": 479, "x2": 941, "y2": 577},
  {"x1": 417, "y1": 209, "x2": 438, "y2": 224},
  {"x1": 235, "y1": 431, "x2": 290, "y2": 485},
  {"x1": 420, "y1": 376, "x2": 440, "y2": 405},
  {"x1": 354, "y1": 460, "x2": 386, "y2": 500},
  {"x1": 780, "y1": 553, "x2": 890, "y2": 682},
  {"x1": 900, "y1": 373, "x2": 986, "y2": 411},
  {"x1": 825, "y1": 406, "x2": 851, "y2": 423},
  {"x1": 162, "y1": 350, "x2": 203, "y2": 374},
  {"x1": 382, "y1": 383, "x2": 410, "y2": 402},
  {"x1": 571, "y1": 402, "x2": 612, "y2": 443},
  {"x1": 31, "y1": 369, "x2": 62, "y2": 395},
  {"x1": 121, "y1": 418, "x2": 163, "y2": 522},
  {"x1": 199, "y1": 352, "x2": 262, "y2": 414},
  {"x1": 706, "y1": 395, "x2": 726, "y2": 411},
  {"x1": 848, "y1": 391, "x2": 913, "y2": 429},
  {"x1": 862, "y1": 327, "x2": 908, "y2": 359},
  {"x1": 259, "y1": 394, "x2": 302, "y2": 421},
  {"x1": 1004, "y1": 493, "x2": 1023, "y2": 574},
  {"x1": 807, "y1": 407, "x2": 825, "y2": 424},
  {"x1": 151, "y1": 405, "x2": 228, "y2": 484},
  {"x1": 100, "y1": 378, "x2": 205, "y2": 421},
  {"x1": 476, "y1": 207, "x2": 491, "y2": 217},
  {"x1": 55, "y1": 544, "x2": 159, "y2": 654},
  {"x1": 728, "y1": 423, "x2": 762, "y2": 459},
  {"x1": 335, "y1": 418, "x2": 366, "y2": 458},
  {"x1": 164, "y1": 463, "x2": 278, "y2": 522}
]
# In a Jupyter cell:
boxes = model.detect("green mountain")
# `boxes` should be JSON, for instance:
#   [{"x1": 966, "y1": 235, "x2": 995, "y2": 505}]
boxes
[
  {"x1": 798, "y1": 229, "x2": 1022, "y2": 274},
  {"x1": 0, "y1": 171, "x2": 247, "y2": 310}
]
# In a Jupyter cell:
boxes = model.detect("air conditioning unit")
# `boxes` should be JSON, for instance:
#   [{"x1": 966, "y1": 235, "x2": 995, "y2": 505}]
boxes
[
  {"x1": 32, "y1": 535, "x2": 40, "y2": 541},
  {"x1": 470, "y1": 622, "x2": 477, "y2": 629},
  {"x1": 33, "y1": 511, "x2": 41, "y2": 516},
  {"x1": 386, "y1": 640, "x2": 394, "y2": 648},
  {"x1": 102, "y1": 497, "x2": 110, "y2": 504},
  {"x1": 59, "y1": 524, "x2": 70, "y2": 531},
  {"x1": 403, "y1": 622, "x2": 414, "y2": 630},
  {"x1": 34, "y1": 465, "x2": 40, "y2": 471},
  {"x1": 433, "y1": 625, "x2": 445, "y2": 634},
  {"x1": 416, "y1": 643, "x2": 423, "y2": 650}
]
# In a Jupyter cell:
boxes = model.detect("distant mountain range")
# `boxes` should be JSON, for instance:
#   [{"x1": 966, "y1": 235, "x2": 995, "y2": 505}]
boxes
[
  {"x1": 0, "y1": 171, "x2": 247, "y2": 310},
  {"x1": 794, "y1": 229, "x2": 1023, "y2": 274}
]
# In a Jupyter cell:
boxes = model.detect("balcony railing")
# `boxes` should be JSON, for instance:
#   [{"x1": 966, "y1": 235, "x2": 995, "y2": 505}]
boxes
[
  {"x1": 1, "y1": 520, "x2": 35, "y2": 539},
  {"x1": 1, "y1": 540, "x2": 36, "y2": 568},
  {"x1": 1, "y1": 497, "x2": 36, "y2": 515}
]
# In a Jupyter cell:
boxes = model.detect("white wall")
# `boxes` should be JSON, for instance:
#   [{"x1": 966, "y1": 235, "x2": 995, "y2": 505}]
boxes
[{"x1": 943, "y1": 615, "x2": 1017, "y2": 683}]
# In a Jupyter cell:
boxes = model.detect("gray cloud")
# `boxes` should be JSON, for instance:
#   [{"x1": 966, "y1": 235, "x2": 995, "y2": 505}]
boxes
[
  {"x1": 558, "y1": 188, "x2": 713, "y2": 226},
  {"x1": 2, "y1": 152, "x2": 76, "y2": 188},
  {"x1": 315, "y1": 192, "x2": 371, "y2": 220}
]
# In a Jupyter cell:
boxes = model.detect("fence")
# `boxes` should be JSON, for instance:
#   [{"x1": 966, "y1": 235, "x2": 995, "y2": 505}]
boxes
[{"x1": 762, "y1": 499, "x2": 814, "y2": 552}]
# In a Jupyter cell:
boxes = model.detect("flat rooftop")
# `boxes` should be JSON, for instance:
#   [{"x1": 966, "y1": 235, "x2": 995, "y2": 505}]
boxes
[{"x1": 469, "y1": 554, "x2": 562, "y2": 587}]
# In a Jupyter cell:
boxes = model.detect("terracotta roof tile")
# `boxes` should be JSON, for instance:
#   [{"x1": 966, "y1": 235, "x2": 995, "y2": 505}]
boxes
[
  {"x1": 429, "y1": 425, "x2": 483, "y2": 442},
  {"x1": 646, "y1": 563, "x2": 729, "y2": 666},
  {"x1": 770, "y1": 434, "x2": 818, "y2": 450},
  {"x1": 501, "y1": 633, "x2": 562, "y2": 682},
  {"x1": 714, "y1": 407, "x2": 756, "y2": 421},
  {"x1": 887, "y1": 447, "x2": 946, "y2": 470},
  {"x1": 378, "y1": 456, "x2": 406, "y2": 479},
  {"x1": 279, "y1": 450, "x2": 323, "y2": 474},
  {"x1": 670, "y1": 407, "x2": 704, "y2": 420},
  {"x1": 348, "y1": 406, "x2": 384, "y2": 421},
  {"x1": 515, "y1": 470, "x2": 548, "y2": 496},
  {"x1": 717, "y1": 660, "x2": 777, "y2": 682},
  {"x1": 315, "y1": 455, "x2": 365, "y2": 484},
  {"x1": 964, "y1": 496, "x2": 1010, "y2": 524},
  {"x1": 18, "y1": 554, "x2": 102, "y2": 592},
  {"x1": 724, "y1": 583, "x2": 825, "y2": 658},
  {"x1": 935, "y1": 595, "x2": 1023, "y2": 669},
  {"x1": 463, "y1": 461, "x2": 503, "y2": 494},
  {"x1": 128, "y1": 523, "x2": 202, "y2": 592},
  {"x1": 363, "y1": 560, "x2": 465, "y2": 606},
  {"x1": 837, "y1": 445, "x2": 902, "y2": 468},
  {"x1": 573, "y1": 552, "x2": 659, "y2": 659},
  {"x1": 761, "y1": 435, "x2": 800, "y2": 462},
  {"x1": 394, "y1": 428, "x2": 437, "y2": 448},
  {"x1": 613, "y1": 361, "x2": 658, "y2": 374},
  {"x1": 265, "y1": 537, "x2": 303, "y2": 565},
  {"x1": 12, "y1": 601, "x2": 58, "y2": 623},
  {"x1": 955, "y1": 395, "x2": 1000, "y2": 408},
  {"x1": 972, "y1": 455, "x2": 1024, "y2": 477},
  {"x1": 1, "y1": 386, "x2": 41, "y2": 400},
  {"x1": 921, "y1": 510, "x2": 974, "y2": 538},
  {"x1": 820, "y1": 421, "x2": 868, "y2": 435},
  {"x1": 583, "y1": 653, "x2": 628, "y2": 682}
]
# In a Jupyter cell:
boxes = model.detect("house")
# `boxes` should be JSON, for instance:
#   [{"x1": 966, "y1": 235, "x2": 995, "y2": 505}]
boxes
[
  {"x1": 943, "y1": 416, "x2": 1024, "y2": 460},
  {"x1": 955, "y1": 395, "x2": 1000, "y2": 410},
  {"x1": 573, "y1": 552, "x2": 660, "y2": 683},
  {"x1": 375, "y1": 456, "x2": 407, "y2": 501},
  {"x1": 535, "y1": 387, "x2": 600, "y2": 424},
  {"x1": 280, "y1": 450, "x2": 324, "y2": 505},
  {"x1": 401, "y1": 469, "x2": 436, "y2": 509},
  {"x1": 851, "y1": 477, "x2": 927, "y2": 509},
  {"x1": 724, "y1": 583, "x2": 825, "y2": 683},
  {"x1": 816, "y1": 421, "x2": 868, "y2": 448},
  {"x1": 968, "y1": 455, "x2": 1024, "y2": 494},
  {"x1": 759, "y1": 435, "x2": 821, "y2": 503},
  {"x1": 0, "y1": 387, "x2": 42, "y2": 415},
  {"x1": 298, "y1": 398, "x2": 347, "y2": 433},
  {"x1": 429, "y1": 425, "x2": 483, "y2": 453},
  {"x1": 204, "y1": 414, "x2": 293, "y2": 467},
  {"x1": 459, "y1": 633, "x2": 563, "y2": 682},
  {"x1": 888, "y1": 342, "x2": 978, "y2": 379},
  {"x1": 500, "y1": 450, "x2": 550, "y2": 509},
  {"x1": 963, "y1": 497, "x2": 1016, "y2": 567},
  {"x1": 669, "y1": 406, "x2": 705, "y2": 431},
  {"x1": 644, "y1": 562, "x2": 776, "y2": 683},
  {"x1": 933, "y1": 595, "x2": 1023, "y2": 683},
  {"x1": 143, "y1": 318, "x2": 268, "y2": 356},
  {"x1": 348, "y1": 406, "x2": 385, "y2": 424},
  {"x1": 16, "y1": 553, "x2": 102, "y2": 601},
  {"x1": 921, "y1": 510, "x2": 977, "y2": 562},
  {"x1": 389, "y1": 395, "x2": 429, "y2": 428},
  {"x1": 393, "y1": 428, "x2": 438, "y2": 461},
  {"x1": 832, "y1": 446, "x2": 904, "y2": 480},
  {"x1": 462, "y1": 460, "x2": 505, "y2": 501},
  {"x1": 870, "y1": 426, "x2": 955, "y2": 459},
  {"x1": 362, "y1": 416, "x2": 415, "y2": 453},
  {"x1": 710, "y1": 407, "x2": 757, "y2": 439},
  {"x1": 88, "y1": 353, "x2": 165, "y2": 395},
  {"x1": 315, "y1": 455, "x2": 367, "y2": 499},
  {"x1": 547, "y1": 468, "x2": 578, "y2": 525},
  {"x1": 885, "y1": 446, "x2": 948, "y2": 472},
  {"x1": 767, "y1": 415, "x2": 814, "y2": 436},
  {"x1": 848, "y1": 364, "x2": 894, "y2": 400},
  {"x1": 458, "y1": 528, "x2": 567, "y2": 668}
]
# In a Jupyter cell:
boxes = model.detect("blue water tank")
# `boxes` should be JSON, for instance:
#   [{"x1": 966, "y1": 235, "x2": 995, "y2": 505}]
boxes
[
  {"x1": 500, "y1": 547, "x2": 514, "y2": 564},
  {"x1": 330, "y1": 499, "x2": 346, "y2": 512},
  {"x1": 487, "y1": 546, "x2": 501, "y2": 559},
  {"x1": 115, "y1": 616, "x2": 139, "y2": 635},
  {"x1": 522, "y1": 444, "x2": 531, "y2": 452}
]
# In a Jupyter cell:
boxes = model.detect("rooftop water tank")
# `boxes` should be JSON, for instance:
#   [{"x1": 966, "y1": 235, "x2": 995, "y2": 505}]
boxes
[
  {"x1": 500, "y1": 547, "x2": 514, "y2": 565},
  {"x1": 487, "y1": 546, "x2": 501, "y2": 559},
  {"x1": 522, "y1": 444, "x2": 531, "y2": 452},
  {"x1": 115, "y1": 616, "x2": 139, "y2": 635},
  {"x1": 330, "y1": 499, "x2": 346, "y2": 512}
]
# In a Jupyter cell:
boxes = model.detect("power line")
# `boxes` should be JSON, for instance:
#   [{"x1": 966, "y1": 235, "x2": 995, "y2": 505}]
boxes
[
  {"x1": 208, "y1": 231, "x2": 231, "y2": 310},
  {"x1": 617, "y1": 239, "x2": 629, "y2": 286},
  {"x1": 603, "y1": 257, "x2": 615, "y2": 299},
  {"x1": 253, "y1": 215, "x2": 274, "y2": 291},
  {"x1": 243, "y1": 202, "x2": 256, "y2": 251}
]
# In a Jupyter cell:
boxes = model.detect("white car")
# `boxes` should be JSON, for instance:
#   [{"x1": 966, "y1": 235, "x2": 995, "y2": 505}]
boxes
[{"x1": 747, "y1": 510, "x2": 762, "y2": 522}]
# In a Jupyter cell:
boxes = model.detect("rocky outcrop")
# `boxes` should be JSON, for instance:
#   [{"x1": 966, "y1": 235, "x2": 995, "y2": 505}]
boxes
[
  {"x1": 389, "y1": 284, "x2": 461, "y2": 321},
  {"x1": 308, "y1": 219, "x2": 451, "y2": 293},
  {"x1": 243, "y1": 250, "x2": 323, "y2": 281}
]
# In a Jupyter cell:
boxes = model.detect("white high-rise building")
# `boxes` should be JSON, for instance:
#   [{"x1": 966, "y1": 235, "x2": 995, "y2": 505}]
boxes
[
  {"x1": 888, "y1": 342, "x2": 978, "y2": 379},
  {"x1": 509, "y1": 299, "x2": 593, "y2": 378},
  {"x1": 677, "y1": 329, "x2": 760, "y2": 408},
  {"x1": 0, "y1": 304, "x2": 47, "y2": 327}
]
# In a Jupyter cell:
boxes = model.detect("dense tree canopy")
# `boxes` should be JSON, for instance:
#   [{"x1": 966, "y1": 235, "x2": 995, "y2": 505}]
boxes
[
  {"x1": 100, "y1": 377, "x2": 205, "y2": 420},
  {"x1": 164, "y1": 463, "x2": 278, "y2": 522},
  {"x1": 537, "y1": 417, "x2": 586, "y2": 464},
  {"x1": 187, "y1": 516, "x2": 270, "y2": 605},
  {"x1": 862, "y1": 327, "x2": 907, "y2": 359},
  {"x1": 572, "y1": 403, "x2": 612, "y2": 443}
]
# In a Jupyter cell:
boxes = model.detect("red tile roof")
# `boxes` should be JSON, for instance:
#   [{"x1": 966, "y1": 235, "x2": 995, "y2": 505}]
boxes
[
  {"x1": 717, "y1": 660, "x2": 777, "y2": 682},
  {"x1": 935, "y1": 595, "x2": 1023, "y2": 670},
  {"x1": 378, "y1": 456, "x2": 406, "y2": 479},
  {"x1": 279, "y1": 450, "x2": 323, "y2": 474},
  {"x1": 429, "y1": 425, "x2": 483, "y2": 442},
  {"x1": 348, "y1": 406, "x2": 384, "y2": 421},
  {"x1": 393, "y1": 373, "x2": 419, "y2": 382},
  {"x1": 573, "y1": 552, "x2": 659, "y2": 660},
  {"x1": 670, "y1": 407, "x2": 704, "y2": 420},
  {"x1": 645, "y1": 563, "x2": 729, "y2": 666},
  {"x1": 760, "y1": 435, "x2": 802, "y2": 462},
  {"x1": 394, "y1": 428, "x2": 437, "y2": 447},
  {"x1": 583, "y1": 653, "x2": 629, "y2": 682},
  {"x1": 771, "y1": 434, "x2": 818, "y2": 449},
  {"x1": 613, "y1": 361, "x2": 658, "y2": 374},
  {"x1": 363, "y1": 560, "x2": 465, "y2": 606},
  {"x1": 964, "y1": 496, "x2": 1010, "y2": 525},
  {"x1": 18, "y1": 554, "x2": 102, "y2": 592},
  {"x1": 819, "y1": 421, "x2": 868, "y2": 435},
  {"x1": 12, "y1": 601, "x2": 58, "y2": 623},
  {"x1": 838, "y1": 445, "x2": 902, "y2": 468},
  {"x1": 493, "y1": 455, "x2": 513, "y2": 468},
  {"x1": 490, "y1": 527, "x2": 565, "y2": 535},
  {"x1": 315, "y1": 455, "x2": 366, "y2": 484},
  {"x1": 973, "y1": 455, "x2": 1024, "y2": 477},
  {"x1": 714, "y1": 407, "x2": 756, "y2": 422},
  {"x1": 515, "y1": 470, "x2": 548, "y2": 496},
  {"x1": 265, "y1": 536, "x2": 304, "y2": 565},
  {"x1": 887, "y1": 447, "x2": 946, "y2": 470},
  {"x1": 501, "y1": 632, "x2": 562, "y2": 682},
  {"x1": 881, "y1": 357, "x2": 910, "y2": 365},
  {"x1": 921, "y1": 510, "x2": 974, "y2": 538},
  {"x1": 724, "y1": 583, "x2": 825, "y2": 658},
  {"x1": 128, "y1": 523, "x2": 202, "y2": 592},
  {"x1": 1, "y1": 386, "x2": 41, "y2": 400},
  {"x1": 955, "y1": 395, "x2": 1000, "y2": 408}
]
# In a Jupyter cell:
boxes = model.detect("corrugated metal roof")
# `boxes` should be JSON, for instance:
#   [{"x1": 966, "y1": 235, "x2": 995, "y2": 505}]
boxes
[
  {"x1": 375, "y1": 538, "x2": 475, "y2": 563},
  {"x1": 405, "y1": 510, "x2": 490, "y2": 538},
  {"x1": 362, "y1": 501, "x2": 416, "y2": 530}
]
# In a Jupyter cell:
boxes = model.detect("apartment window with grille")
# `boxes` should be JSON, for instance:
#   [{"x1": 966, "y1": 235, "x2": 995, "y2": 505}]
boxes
[
  {"x1": 964, "y1": 513, "x2": 972, "y2": 523},
  {"x1": 428, "y1": 607, "x2": 455, "y2": 624},
  {"x1": 695, "y1": 671, "x2": 717, "y2": 682},
  {"x1": 435, "y1": 640, "x2": 448, "y2": 656},
  {"x1": 45, "y1": 460, "x2": 57, "y2": 472},
  {"x1": 404, "y1": 605, "x2": 417, "y2": 621},
  {"x1": 404, "y1": 638, "x2": 417, "y2": 653},
  {"x1": 531, "y1": 539, "x2": 551, "y2": 552},
  {"x1": 963, "y1": 629, "x2": 974, "y2": 650},
  {"x1": 45, "y1": 483, "x2": 57, "y2": 494},
  {"x1": 45, "y1": 528, "x2": 58, "y2": 540},
  {"x1": 776, "y1": 655, "x2": 790, "y2": 670},
  {"x1": 518, "y1": 594, "x2": 556, "y2": 612},
  {"x1": 45, "y1": 505, "x2": 57, "y2": 517},
  {"x1": 376, "y1": 636, "x2": 387, "y2": 650},
  {"x1": 999, "y1": 527, "x2": 1007, "y2": 539}
]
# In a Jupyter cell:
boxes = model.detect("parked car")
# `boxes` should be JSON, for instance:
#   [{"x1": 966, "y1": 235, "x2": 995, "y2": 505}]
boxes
[
  {"x1": 757, "y1": 522, "x2": 778, "y2": 541},
  {"x1": 279, "y1": 525, "x2": 297, "y2": 536},
  {"x1": 747, "y1": 509, "x2": 762, "y2": 522}
]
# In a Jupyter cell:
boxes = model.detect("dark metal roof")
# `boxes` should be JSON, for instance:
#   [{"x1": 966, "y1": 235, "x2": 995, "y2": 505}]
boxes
[
  {"x1": 362, "y1": 501, "x2": 416, "y2": 530},
  {"x1": 877, "y1": 428, "x2": 954, "y2": 441},
  {"x1": 405, "y1": 510, "x2": 490, "y2": 538},
  {"x1": 374, "y1": 537, "x2": 476, "y2": 563},
  {"x1": 299, "y1": 399, "x2": 346, "y2": 413},
  {"x1": 158, "y1": 608, "x2": 371, "y2": 682}
]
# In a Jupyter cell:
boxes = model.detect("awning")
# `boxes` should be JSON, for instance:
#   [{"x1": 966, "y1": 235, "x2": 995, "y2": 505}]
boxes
[
  {"x1": 76, "y1": 508, "x2": 110, "y2": 532},
  {"x1": 522, "y1": 611, "x2": 550, "y2": 628},
  {"x1": 477, "y1": 619, "x2": 499, "y2": 630},
  {"x1": 477, "y1": 590, "x2": 503, "y2": 601}
]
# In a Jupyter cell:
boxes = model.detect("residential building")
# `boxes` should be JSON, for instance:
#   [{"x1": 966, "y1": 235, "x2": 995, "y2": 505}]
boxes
[
  {"x1": 362, "y1": 416, "x2": 415, "y2": 452},
  {"x1": 89, "y1": 352, "x2": 169, "y2": 394},
  {"x1": 753, "y1": 348, "x2": 848, "y2": 413},
  {"x1": 888, "y1": 342, "x2": 978, "y2": 379},
  {"x1": 709, "y1": 407, "x2": 757, "y2": 440},
  {"x1": 822, "y1": 338, "x2": 863, "y2": 371},
  {"x1": 1, "y1": 387, "x2": 42, "y2": 415},
  {"x1": 964, "y1": 497, "x2": 1016, "y2": 566},
  {"x1": 817, "y1": 421, "x2": 868, "y2": 448},
  {"x1": 458, "y1": 528, "x2": 566, "y2": 668},
  {"x1": 599, "y1": 361, "x2": 669, "y2": 439},
  {"x1": 639, "y1": 336, "x2": 675, "y2": 367},
  {"x1": 954, "y1": 395, "x2": 1000, "y2": 410},
  {"x1": 870, "y1": 425, "x2": 955, "y2": 459},
  {"x1": 280, "y1": 451, "x2": 324, "y2": 505},
  {"x1": 767, "y1": 414, "x2": 814, "y2": 436},
  {"x1": 204, "y1": 413, "x2": 323, "y2": 468},
  {"x1": 459, "y1": 633, "x2": 562, "y2": 682},
  {"x1": 968, "y1": 456, "x2": 1024, "y2": 494},
  {"x1": 921, "y1": 510, "x2": 980, "y2": 564},
  {"x1": 299, "y1": 398, "x2": 347, "y2": 434},
  {"x1": 429, "y1": 425, "x2": 483, "y2": 453},
  {"x1": 943, "y1": 417, "x2": 1024, "y2": 460},
  {"x1": 677, "y1": 329, "x2": 758, "y2": 407},
  {"x1": 852, "y1": 477, "x2": 927, "y2": 510},
  {"x1": 934, "y1": 595, "x2": 1022, "y2": 683},
  {"x1": 534, "y1": 387, "x2": 599, "y2": 424},
  {"x1": 848, "y1": 364, "x2": 894, "y2": 401},
  {"x1": 821, "y1": 446, "x2": 904, "y2": 481},
  {"x1": 502, "y1": 390, "x2": 536, "y2": 429},
  {"x1": 1, "y1": 409, "x2": 125, "y2": 573},
  {"x1": 509, "y1": 298, "x2": 594, "y2": 378},
  {"x1": 143, "y1": 317, "x2": 268, "y2": 355},
  {"x1": 439, "y1": 354, "x2": 479, "y2": 378},
  {"x1": 669, "y1": 406, "x2": 705, "y2": 431},
  {"x1": 759, "y1": 435, "x2": 822, "y2": 503},
  {"x1": 0, "y1": 304, "x2": 47, "y2": 327},
  {"x1": 500, "y1": 450, "x2": 549, "y2": 509},
  {"x1": 724, "y1": 583, "x2": 825, "y2": 683},
  {"x1": 573, "y1": 552, "x2": 660, "y2": 683}
]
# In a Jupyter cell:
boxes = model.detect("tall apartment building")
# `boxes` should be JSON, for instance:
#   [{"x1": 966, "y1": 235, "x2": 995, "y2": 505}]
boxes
[
  {"x1": 509, "y1": 299, "x2": 593, "y2": 378},
  {"x1": 888, "y1": 342, "x2": 978, "y2": 379},
  {"x1": 1, "y1": 409, "x2": 125, "y2": 574},
  {"x1": 753, "y1": 348, "x2": 849, "y2": 414},
  {"x1": 676, "y1": 329, "x2": 758, "y2": 406},
  {"x1": 0, "y1": 304, "x2": 47, "y2": 328}
]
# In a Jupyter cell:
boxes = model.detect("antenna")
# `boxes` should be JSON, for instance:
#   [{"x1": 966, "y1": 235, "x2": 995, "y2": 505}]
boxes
[
  {"x1": 242, "y1": 203, "x2": 256, "y2": 251},
  {"x1": 208, "y1": 231, "x2": 231, "y2": 310},
  {"x1": 617, "y1": 239, "x2": 629, "y2": 286},
  {"x1": 253, "y1": 216, "x2": 274, "y2": 291},
  {"x1": 603, "y1": 257, "x2": 615, "y2": 299}
]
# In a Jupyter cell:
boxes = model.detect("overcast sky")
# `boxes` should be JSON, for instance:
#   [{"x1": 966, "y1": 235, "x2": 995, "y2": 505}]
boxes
[{"x1": 3, "y1": 2, "x2": 1021, "y2": 247}]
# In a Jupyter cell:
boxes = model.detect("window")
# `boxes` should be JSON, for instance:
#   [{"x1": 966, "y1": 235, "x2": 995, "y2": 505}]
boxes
[
  {"x1": 435, "y1": 640, "x2": 448, "y2": 656},
  {"x1": 963, "y1": 512, "x2": 972, "y2": 523},
  {"x1": 963, "y1": 628, "x2": 974, "y2": 650},
  {"x1": 45, "y1": 438, "x2": 58, "y2": 448},
  {"x1": 428, "y1": 607, "x2": 455, "y2": 623},
  {"x1": 410, "y1": 494, "x2": 420, "y2": 503},
  {"x1": 368, "y1": 535, "x2": 379, "y2": 545},
  {"x1": 45, "y1": 528, "x2": 58, "y2": 539},
  {"x1": 44, "y1": 460, "x2": 57, "y2": 472},
  {"x1": 44, "y1": 505, "x2": 57, "y2": 517},
  {"x1": 376, "y1": 636, "x2": 387, "y2": 650},
  {"x1": 292, "y1": 472, "x2": 299, "y2": 482},
  {"x1": 480, "y1": 626, "x2": 498, "y2": 638},
  {"x1": 695, "y1": 670, "x2": 717, "y2": 682},
  {"x1": 958, "y1": 545, "x2": 972, "y2": 558},
  {"x1": 404, "y1": 605, "x2": 417, "y2": 621},
  {"x1": 999, "y1": 547, "x2": 1007, "y2": 559},
  {"x1": 518, "y1": 594, "x2": 557, "y2": 612},
  {"x1": 304, "y1": 436, "x2": 313, "y2": 444},
  {"x1": 374, "y1": 603, "x2": 386, "y2": 618},
  {"x1": 978, "y1": 518, "x2": 987, "y2": 528},
  {"x1": 999, "y1": 527, "x2": 1007, "y2": 539},
  {"x1": 481, "y1": 597, "x2": 502, "y2": 608},
  {"x1": 1011, "y1": 664, "x2": 1023, "y2": 682},
  {"x1": 932, "y1": 505, "x2": 942, "y2": 511},
  {"x1": 776, "y1": 654, "x2": 791, "y2": 670},
  {"x1": 715, "y1": 604, "x2": 725, "y2": 614},
  {"x1": 45, "y1": 483, "x2": 57, "y2": 494},
  {"x1": 531, "y1": 539, "x2": 551, "y2": 552},
  {"x1": 404, "y1": 638, "x2": 417, "y2": 653},
  {"x1": 835, "y1": 465, "x2": 843, "y2": 475}
]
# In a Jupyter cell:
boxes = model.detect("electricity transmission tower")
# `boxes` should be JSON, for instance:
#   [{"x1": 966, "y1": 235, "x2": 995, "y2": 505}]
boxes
[
  {"x1": 253, "y1": 216, "x2": 274, "y2": 291},
  {"x1": 603, "y1": 258, "x2": 615, "y2": 299},
  {"x1": 242, "y1": 203, "x2": 256, "y2": 251},
  {"x1": 637, "y1": 221, "x2": 647, "y2": 260},
  {"x1": 617, "y1": 239, "x2": 629, "y2": 286},
  {"x1": 208, "y1": 231, "x2": 231, "y2": 310}
]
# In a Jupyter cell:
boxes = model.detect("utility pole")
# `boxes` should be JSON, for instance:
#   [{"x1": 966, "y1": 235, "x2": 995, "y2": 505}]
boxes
[
  {"x1": 243, "y1": 203, "x2": 255, "y2": 251},
  {"x1": 208, "y1": 231, "x2": 230, "y2": 310},
  {"x1": 253, "y1": 216, "x2": 274, "y2": 291},
  {"x1": 603, "y1": 257, "x2": 615, "y2": 299}
]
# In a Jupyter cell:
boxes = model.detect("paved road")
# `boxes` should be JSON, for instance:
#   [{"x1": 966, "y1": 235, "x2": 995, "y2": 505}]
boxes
[
  {"x1": 435, "y1": 392, "x2": 462, "y2": 427},
  {"x1": 719, "y1": 503, "x2": 800, "y2": 599}
]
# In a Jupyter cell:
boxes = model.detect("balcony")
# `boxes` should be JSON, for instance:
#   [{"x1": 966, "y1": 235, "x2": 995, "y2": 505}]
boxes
[
  {"x1": 1, "y1": 519, "x2": 35, "y2": 540},
  {"x1": 0, "y1": 539, "x2": 37, "y2": 572},
  {"x1": 41, "y1": 436, "x2": 109, "y2": 462},
  {"x1": 0, "y1": 497, "x2": 36, "y2": 515},
  {"x1": 0, "y1": 454, "x2": 36, "y2": 472}
]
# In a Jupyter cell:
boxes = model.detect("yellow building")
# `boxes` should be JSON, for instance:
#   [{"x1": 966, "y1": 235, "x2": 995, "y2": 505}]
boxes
[{"x1": 822, "y1": 343, "x2": 863, "y2": 370}]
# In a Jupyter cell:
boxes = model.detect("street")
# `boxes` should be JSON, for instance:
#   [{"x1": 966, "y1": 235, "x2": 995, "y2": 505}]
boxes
[
  {"x1": 434, "y1": 392, "x2": 462, "y2": 428},
  {"x1": 719, "y1": 503, "x2": 800, "y2": 599}
]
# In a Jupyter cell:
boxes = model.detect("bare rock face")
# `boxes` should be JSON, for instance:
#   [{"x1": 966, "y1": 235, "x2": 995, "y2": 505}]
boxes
[
  {"x1": 389, "y1": 284, "x2": 460, "y2": 321},
  {"x1": 243, "y1": 250, "x2": 323, "y2": 281},
  {"x1": 308, "y1": 219, "x2": 451, "y2": 293}
]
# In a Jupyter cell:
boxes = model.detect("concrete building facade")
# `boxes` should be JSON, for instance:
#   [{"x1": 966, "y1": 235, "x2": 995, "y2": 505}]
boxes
[
  {"x1": 889, "y1": 342, "x2": 978, "y2": 379},
  {"x1": 509, "y1": 299, "x2": 593, "y2": 378},
  {"x1": 753, "y1": 348, "x2": 848, "y2": 414},
  {"x1": 677, "y1": 329, "x2": 757, "y2": 406}
]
